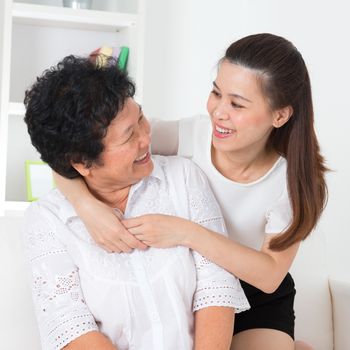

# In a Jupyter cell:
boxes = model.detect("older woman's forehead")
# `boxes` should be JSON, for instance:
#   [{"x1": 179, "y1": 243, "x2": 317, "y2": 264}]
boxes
[
  {"x1": 118, "y1": 98, "x2": 141, "y2": 119},
  {"x1": 105, "y1": 100, "x2": 140, "y2": 138}
]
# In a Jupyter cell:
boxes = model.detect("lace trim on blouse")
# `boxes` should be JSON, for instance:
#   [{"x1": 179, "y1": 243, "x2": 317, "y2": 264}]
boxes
[{"x1": 44, "y1": 311, "x2": 97, "y2": 350}]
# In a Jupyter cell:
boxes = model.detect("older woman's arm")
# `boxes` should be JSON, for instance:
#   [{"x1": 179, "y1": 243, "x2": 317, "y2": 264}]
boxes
[
  {"x1": 194, "y1": 307, "x2": 234, "y2": 350},
  {"x1": 23, "y1": 203, "x2": 106, "y2": 350},
  {"x1": 64, "y1": 331, "x2": 117, "y2": 350}
]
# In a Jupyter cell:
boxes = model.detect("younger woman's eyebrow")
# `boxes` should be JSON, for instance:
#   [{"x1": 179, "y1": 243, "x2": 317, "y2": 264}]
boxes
[{"x1": 212, "y1": 81, "x2": 252, "y2": 103}]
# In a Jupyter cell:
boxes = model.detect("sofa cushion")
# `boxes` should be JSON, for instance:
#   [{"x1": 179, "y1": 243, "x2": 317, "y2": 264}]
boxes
[
  {"x1": 0, "y1": 216, "x2": 41, "y2": 350},
  {"x1": 290, "y1": 230, "x2": 333, "y2": 350}
]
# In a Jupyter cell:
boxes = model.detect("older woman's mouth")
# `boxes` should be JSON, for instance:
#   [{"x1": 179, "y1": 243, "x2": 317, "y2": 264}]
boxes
[{"x1": 134, "y1": 151, "x2": 151, "y2": 164}]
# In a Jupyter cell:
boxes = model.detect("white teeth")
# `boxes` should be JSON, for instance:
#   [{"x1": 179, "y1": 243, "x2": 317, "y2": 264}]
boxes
[
  {"x1": 135, "y1": 152, "x2": 148, "y2": 161},
  {"x1": 215, "y1": 125, "x2": 233, "y2": 134}
]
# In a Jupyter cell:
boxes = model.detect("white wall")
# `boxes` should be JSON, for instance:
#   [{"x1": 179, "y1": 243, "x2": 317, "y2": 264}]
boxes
[{"x1": 142, "y1": 0, "x2": 350, "y2": 279}]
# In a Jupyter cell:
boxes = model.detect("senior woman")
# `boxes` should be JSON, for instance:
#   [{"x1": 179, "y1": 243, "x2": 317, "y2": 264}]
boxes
[{"x1": 23, "y1": 56, "x2": 249, "y2": 350}]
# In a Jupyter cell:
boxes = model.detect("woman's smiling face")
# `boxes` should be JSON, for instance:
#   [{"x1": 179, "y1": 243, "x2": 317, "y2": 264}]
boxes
[
  {"x1": 207, "y1": 60, "x2": 276, "y2": 155},
  {"x1": 79, "y1": 98, "x2": 153, "y2": 190}
]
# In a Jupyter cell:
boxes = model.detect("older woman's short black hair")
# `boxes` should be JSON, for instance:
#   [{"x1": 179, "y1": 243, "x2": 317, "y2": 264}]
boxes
[{"x1": 24, "y1": 55, "x2": 135, "y2": 178}]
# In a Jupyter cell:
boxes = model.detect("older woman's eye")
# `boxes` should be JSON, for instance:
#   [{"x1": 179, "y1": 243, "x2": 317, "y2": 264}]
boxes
[
  {"x1": 211, "y1": 90, "x2": 221, "y2": 97},
  {"x1": 124, "y1": 132, "x2": 134, "y2": 143}
]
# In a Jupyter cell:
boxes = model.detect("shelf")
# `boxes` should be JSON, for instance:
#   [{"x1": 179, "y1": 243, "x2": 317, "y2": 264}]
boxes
[
  {"x1": 1, "y1": 0, "x2": 144, "y2": 217},
  {"x1": 12, "y1": 2, "x2": 137, "y2": 32},
  {"x1": 9, "y1": 102, "x2": 25, "y2": 116}
]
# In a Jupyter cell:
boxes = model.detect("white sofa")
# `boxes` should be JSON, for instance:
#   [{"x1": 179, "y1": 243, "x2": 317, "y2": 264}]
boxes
[{"x1": 1, "y1": 215, "x2": 349, "y2": 350}]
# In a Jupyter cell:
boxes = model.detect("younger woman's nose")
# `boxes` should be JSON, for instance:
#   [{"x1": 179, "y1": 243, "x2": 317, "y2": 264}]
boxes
[{"x1": 213, "y1": 109, "x2": 230, "y2": 120}]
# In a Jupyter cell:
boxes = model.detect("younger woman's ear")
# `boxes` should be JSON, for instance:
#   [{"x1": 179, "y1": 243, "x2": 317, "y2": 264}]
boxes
[
  {"x1": 71, "y1": 162, "x2": 91, "y2": 177},
  {"x1": 272, "y1": 106, "x2": 293, "y2": 128}
]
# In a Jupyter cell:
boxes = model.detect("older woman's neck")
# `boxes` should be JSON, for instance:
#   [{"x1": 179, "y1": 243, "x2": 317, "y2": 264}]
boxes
[{"x1": 87, "y1": 184, "x2": 131, "y2": 213}]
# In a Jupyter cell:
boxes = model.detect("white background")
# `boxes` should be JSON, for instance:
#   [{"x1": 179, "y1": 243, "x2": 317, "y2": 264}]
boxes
[{"x1": 142, "y1": 0, "x2": 350, "y2": 279}]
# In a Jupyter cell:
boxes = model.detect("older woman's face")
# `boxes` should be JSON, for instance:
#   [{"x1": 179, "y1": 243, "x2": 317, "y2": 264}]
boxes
[{"x1": 87, "y1": 98, "x2": 153, "y2": 189}]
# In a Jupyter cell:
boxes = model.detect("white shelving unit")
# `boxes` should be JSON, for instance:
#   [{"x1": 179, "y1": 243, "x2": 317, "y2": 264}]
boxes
[
  {"x1": 12, "y1": 2, "x2": 138, "y2": 31},
  {"x1": 0, "y1": 0, "x2": 145, "y2": 216}
]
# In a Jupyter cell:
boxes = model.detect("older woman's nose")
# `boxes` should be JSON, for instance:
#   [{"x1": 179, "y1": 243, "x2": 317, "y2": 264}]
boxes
[{"x1": 139, "y1": 125, "x2": 151, "y2": 147}]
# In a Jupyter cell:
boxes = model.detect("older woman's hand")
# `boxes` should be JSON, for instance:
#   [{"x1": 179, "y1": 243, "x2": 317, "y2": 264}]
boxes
[
  {"x1": 76, "y1": 197, "x2": 148, "y2": 253},
  {"x1": 122, "y1": 214, "x2": 195, "y2": 248}
]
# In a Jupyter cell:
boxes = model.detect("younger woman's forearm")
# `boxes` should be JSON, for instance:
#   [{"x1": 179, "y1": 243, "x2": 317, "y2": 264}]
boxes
[
  {"x1": 53, "y1": 171, "x2": 92, "y2": 205},
  {"x1": 184, "y1": 223, "x2": 298, "y2": 293}
]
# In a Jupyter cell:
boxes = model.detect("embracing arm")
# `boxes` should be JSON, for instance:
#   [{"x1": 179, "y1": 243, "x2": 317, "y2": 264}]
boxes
[
  {"x1": 186, "y1": 225, "x2": 299, "y2": 293},
  {"x1": 194, "y1": 307, "x2": 234, "y2": 350},
  {"x1": 124, "y1": 214, "x2": 299, "y2": 293},
  {"x1": 53, "y1": 171, "x2": 146, "y2": 252},
  {"x1": 122, "y1": 157, "x2": 300, "y2": 293}
]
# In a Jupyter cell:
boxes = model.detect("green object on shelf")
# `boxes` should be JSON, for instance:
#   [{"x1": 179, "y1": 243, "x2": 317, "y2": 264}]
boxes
[
  {"x1": 25, "y1": 160, "x2": 55, "y2": 202},
  {"x1": 118, "y1": 47, "x2": 129, "y2": 71}
]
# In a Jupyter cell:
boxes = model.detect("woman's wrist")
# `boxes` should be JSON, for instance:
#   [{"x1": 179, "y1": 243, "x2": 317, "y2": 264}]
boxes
[
  {"x1": 73, "y1": 190, "x2": 100, "y2": 214},
  {"x1": 181, "y1": 220, "x2": 204, "y2": 249}
]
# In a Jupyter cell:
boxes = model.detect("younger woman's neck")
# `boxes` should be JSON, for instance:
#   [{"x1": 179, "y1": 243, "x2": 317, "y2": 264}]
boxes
[{"x1": 211, "y1": 146, "x2": 279, "y2": 183}]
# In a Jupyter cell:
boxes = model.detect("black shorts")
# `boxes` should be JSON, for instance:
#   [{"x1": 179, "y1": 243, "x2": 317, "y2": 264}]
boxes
[{"x1": 234, "y1": 273, "x2": 296, "y2": 340}]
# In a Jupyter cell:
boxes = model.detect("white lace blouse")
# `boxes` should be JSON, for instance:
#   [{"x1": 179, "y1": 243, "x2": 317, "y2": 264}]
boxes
[{"x1": 23, "y1": 156, "x2": 249, "y2": 350}]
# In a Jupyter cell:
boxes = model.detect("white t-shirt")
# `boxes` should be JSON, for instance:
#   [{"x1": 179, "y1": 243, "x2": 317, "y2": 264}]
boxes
[
  {"x1": 152, "y1": 116, "x2": 292, "y2": 251},
  {"x1": 23, "y1": 156, "x2": 249, "y2": 350}
]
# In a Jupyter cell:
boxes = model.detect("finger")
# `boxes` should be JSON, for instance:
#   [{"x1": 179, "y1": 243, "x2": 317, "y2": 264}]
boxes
[
  {"x1": 100, "y1": 226, "x2": 140, "y2": 250},
  {"x1": 95, "y1": 240, "x2": 116, "y2": 253},
  {"x1": 94, "y1": 232, "x2": 136, "y2": 253},
  {"x1": 122, "y1": 217, "x2": 144, "y2": 229},
  {"x1": 103, "y1": 247, "x2": 114, "y2": 253},
  {"x1": 109, "y1": 237, "x2": 147, "y2": 252},
  {"x1": 132, "y1": 233, "x2": 157, "y2": 247},
  {"x1": 120, "y1": 231, "x2": 148, "y2": 250},
  {"x1": 100, "y1": 243, "x2": 120, "y2": 254},
  {"x1": 136, "y1": 241, "x2": 148, "y2": 250},
  {"x1": 121, "y1": 231, "x2": 146, "y2": 248},
  {"x1": 114, "y1": 239, "x2": 133, "y2": 253},
  {"x1": 128, "y1": 226, "x2": 146, "y2": 236},
  {"x1": 99, "y1": 236, "x2": 133, "y2": 253},
  {"x1": 139, "y1": 240, "x2": 154, "y2": 247}
]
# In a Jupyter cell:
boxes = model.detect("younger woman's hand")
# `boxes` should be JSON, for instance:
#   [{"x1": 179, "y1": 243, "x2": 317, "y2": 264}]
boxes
[
  {"x1": 122, "y1": 214, "x2": 194, "y2": 248},
  {"x1": 76, "y1": 198, "x2": 147, "y2": 253}
]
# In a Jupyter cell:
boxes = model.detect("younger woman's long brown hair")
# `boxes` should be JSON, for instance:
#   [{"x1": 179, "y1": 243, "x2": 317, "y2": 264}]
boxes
[{"x1": 224, "y1": 33, "x2": 328, "y2": 251}]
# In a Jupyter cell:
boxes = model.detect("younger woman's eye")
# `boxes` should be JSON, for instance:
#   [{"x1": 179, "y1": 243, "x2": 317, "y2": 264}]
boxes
[{"x1": 231, "y1": 102, "x2": 243, "y2": 109}]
